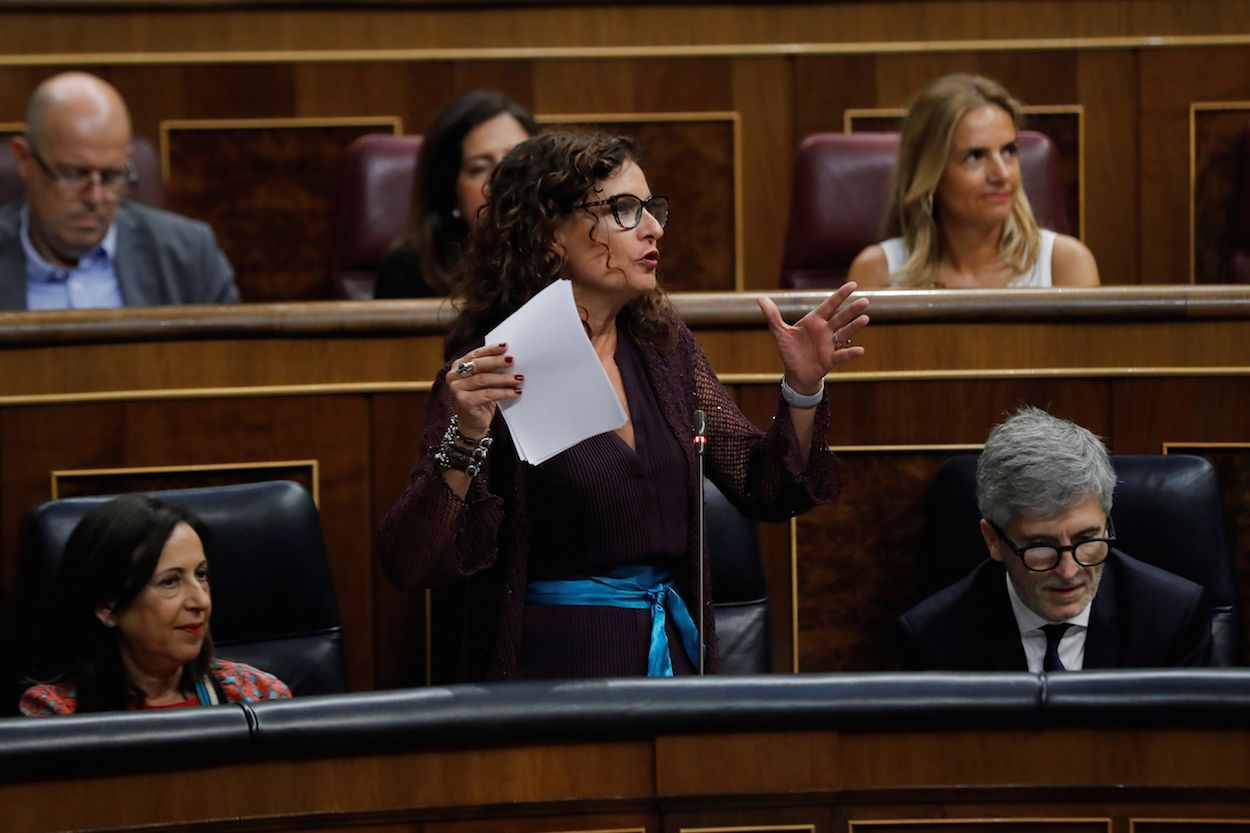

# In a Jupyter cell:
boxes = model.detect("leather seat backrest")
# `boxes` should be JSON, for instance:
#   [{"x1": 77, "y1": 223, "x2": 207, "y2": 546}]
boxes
[
  {"x1": 924, "y1": 454, "x2": 1243, "y2": 666},
  {"x1": 18, "y1": 480, "x2": 347, "y2": 696},
  {"x1": 328, "y1": 133, "x2": 422, "y2": 299},
  {"x1": 0, "y1": 134, "x2": 166, "y2": 210},
  {"x1": 705, "y1": 478, "x2": 771, "y2": 674},
  {"x1": 780, "y1": 130, "x2": 1070, "y2": 289}
]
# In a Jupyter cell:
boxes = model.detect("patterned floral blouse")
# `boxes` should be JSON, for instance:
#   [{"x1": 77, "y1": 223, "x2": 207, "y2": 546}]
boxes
[{"x1": 19, "y1": 658, "x2": 291, "y2": 717}]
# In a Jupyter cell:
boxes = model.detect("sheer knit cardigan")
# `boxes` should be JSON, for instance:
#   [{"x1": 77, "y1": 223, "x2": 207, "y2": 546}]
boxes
[{"x1": 376, "y1": 311, "x2": 840, "y2": 681}]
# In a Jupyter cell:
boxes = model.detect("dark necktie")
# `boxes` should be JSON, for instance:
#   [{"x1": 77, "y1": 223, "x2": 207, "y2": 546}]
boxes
[{"x1": 1041, "y1": 623, "x2": 1072, "y2": 672}]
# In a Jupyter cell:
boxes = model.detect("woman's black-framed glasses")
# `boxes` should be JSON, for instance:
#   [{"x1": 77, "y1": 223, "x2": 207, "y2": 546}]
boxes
[
  {"x1": 989, "y1": 516, "x2": 1116, "y2": 572},
  {"x1": 574, "y1": 193, "x2": 669, "y2": 230}
]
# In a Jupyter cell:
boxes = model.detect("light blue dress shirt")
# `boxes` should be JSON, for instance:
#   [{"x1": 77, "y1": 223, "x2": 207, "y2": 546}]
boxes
[{"x1": 21, "y1": 206, "x2": 123, "y2": 311}]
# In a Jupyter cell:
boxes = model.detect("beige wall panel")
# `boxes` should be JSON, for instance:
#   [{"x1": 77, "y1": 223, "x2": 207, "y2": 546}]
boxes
[{"x1": 733, "y1": 56, "x2": 790, "y2": 290}]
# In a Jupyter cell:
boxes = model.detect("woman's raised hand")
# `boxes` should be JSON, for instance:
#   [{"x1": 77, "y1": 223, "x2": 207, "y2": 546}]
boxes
[
  {"x1": 444, "y1": 342, "x2": 523, "y2": 438},
  {"x1": 757, "y1": 282, "x2": 870, "y2": 395}
]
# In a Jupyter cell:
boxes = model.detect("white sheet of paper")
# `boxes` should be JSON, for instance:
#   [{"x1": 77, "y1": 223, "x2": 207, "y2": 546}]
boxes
[{"x1": 485, "y1": 280, "x2": 627, "y2": 465}]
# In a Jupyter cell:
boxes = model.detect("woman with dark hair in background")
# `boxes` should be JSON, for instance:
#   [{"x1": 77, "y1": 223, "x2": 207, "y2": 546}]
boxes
[
  {"x1": 20, "y1": 495, "x2": 289, "y2": 716},
  {"x1": 374, "y1": 90, "x2": 541, "y2": 298},
  {"x1": 849, "y1": 73, "x2": 1099, "y2": 289},
  {"x1": 377, "y1": 131, "x2": 869, "y2": 681}
]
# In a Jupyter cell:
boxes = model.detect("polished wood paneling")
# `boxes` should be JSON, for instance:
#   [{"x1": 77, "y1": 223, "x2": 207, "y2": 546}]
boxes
[
  {"x1": 370, "y1": 392, "x2": 428, "y2": 689},
  {"x1": 6, "y1": 721, "x2": 1250, "y2": 833},
  {"x1": 10, "y1": 2, "x2": 1250, "y2": 55},
  {"x1": 847, "y1": 823, "x2": 1108, "y2": 833},
  {"x1": 164, "y1": 118, "x2": 400, "y2": 301},
  {"x1": 1192, "y1": 105, "x2": 1250, "y2": 283},
  {"x1": 1139, "y1": 48, "x2": 1250, "y2": 285},
  {"x1": 796, "y1": 450, "x2": 951, "y2": 672}
]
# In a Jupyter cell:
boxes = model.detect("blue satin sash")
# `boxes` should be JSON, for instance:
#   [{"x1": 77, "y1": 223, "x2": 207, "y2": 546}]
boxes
[{"x1": 525, "y1": 564, "x2": 701, "y2": 677}]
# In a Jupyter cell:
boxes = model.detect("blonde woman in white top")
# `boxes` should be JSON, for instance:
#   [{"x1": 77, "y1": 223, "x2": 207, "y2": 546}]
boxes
[{"x1": 849, "y1": 74, "x2": 1099, "y2": 290}]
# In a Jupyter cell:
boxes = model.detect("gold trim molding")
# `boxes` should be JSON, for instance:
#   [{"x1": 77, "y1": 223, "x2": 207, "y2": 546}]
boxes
[
  {"x1": 683, "y1": 826, "x2": 815, "y2": 833},
  {"x1": 539, "y1": 829, "x2": 647, "y2": 833},
  {"x1": 1164, "y1": 441, "x2": 1250, "y2": 453},
  {"x1": 50, "y1": 458, "x2": 320, "y2": 504},
  {"x1": 5, "y1": 366, "x2": 1250, "y2": 409},
  {"x1": 1131, "y1": 820, "x2": 1250, "y2": 831},
  {"x1": 850, "y1": 821, "x2": 1110, "y2": 831},
  {"x1": 8, "y1": 34, "x2": 1250, "y2": 67}
]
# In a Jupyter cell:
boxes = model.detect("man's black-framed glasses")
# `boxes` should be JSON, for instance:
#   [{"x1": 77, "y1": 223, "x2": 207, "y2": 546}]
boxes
[
  {"x1": 574, "y1": 193, "x2": 669, "y2": 230},
  {"x1": 29, "y1": 145, "x2": 137, "y2": 197},
  {"x1": 989, "y1": 516, "x2": 1115, "y2": 572}
]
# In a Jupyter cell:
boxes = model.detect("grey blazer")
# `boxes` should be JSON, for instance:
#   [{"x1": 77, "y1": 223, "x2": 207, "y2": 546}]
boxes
[{"x1": 0, "y1": 200, "x2": 239, "y2": 311}]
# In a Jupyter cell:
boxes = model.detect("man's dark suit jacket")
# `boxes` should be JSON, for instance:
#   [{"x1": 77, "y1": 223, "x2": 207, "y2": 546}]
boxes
[
  {"x1": 0, "y1": 200, "x2": 239, "y2": 310},
  {"x1": 898, "y1": 550, "x2": 1213, "y2": 670}
]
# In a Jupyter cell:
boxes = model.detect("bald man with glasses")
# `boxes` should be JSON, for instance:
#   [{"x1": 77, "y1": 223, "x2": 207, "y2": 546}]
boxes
[
  {"x1": 1, "y1": 72, "x2": 238, "y2": 311},
  {"x1": 898, "y1": 407, "x2": 1213, "y2": 672}
]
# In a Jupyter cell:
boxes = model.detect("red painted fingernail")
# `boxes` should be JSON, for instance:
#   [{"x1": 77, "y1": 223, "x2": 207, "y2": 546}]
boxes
[
  {"x1": 514, "y1": 387, "x2": 523, "y2": 394},
  {"x1": 498, "y1": 342, "x2": 507, "y2": 349},
  {"x1": 515, "y1": 374, "x2": 524, "y2": 381},
  {"x1": 505, "y1": 355, "x2": 514, "y2": 364}
]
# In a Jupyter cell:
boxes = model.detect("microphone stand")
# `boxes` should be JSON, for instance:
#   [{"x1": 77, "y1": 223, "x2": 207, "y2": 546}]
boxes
[{"x1": 692, "y1": 409, "x2": 707, "y2": 675}]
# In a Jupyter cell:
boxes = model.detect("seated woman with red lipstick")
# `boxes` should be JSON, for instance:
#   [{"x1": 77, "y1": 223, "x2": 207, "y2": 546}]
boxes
[
  {"x1": 377, "y1": 131, "x2": 870, "y2": 681},
  {"x1": 19, "y1": 495, "x2": 289, "y2": 716},
  {"x1": 848, "y1": 73, "x2": 1099, "y2": 289}
]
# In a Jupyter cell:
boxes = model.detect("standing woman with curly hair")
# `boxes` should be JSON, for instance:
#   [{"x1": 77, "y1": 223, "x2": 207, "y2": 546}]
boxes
[
  {"x1": 377, "y1": 131, "x2": 869, "y2": 681},
  {"x1": 849, "y1": 73, "x2": 1099, "y2": 289}
]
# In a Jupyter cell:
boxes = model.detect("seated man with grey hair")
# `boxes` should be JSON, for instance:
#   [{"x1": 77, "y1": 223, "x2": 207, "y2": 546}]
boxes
[{"x1": 898, "y1": 406, "x2": 1212, "y2": 671}]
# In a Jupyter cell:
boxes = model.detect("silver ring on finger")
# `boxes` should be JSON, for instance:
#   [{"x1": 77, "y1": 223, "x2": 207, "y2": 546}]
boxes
[
  {"x1": 455, "y1": 360, "x2": 476, "y2": 378},
  {"x1": 833, "y1": 333, "x2": 849, "y2": 350}
]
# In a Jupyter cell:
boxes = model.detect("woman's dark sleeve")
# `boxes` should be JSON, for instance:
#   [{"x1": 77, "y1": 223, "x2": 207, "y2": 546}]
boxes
[
  {"x1": 682, "y1": 323, "x2": 839, "y2": 521},
  {"x1": 375, "y1": 360, "x2": 507, "y2": 589}
]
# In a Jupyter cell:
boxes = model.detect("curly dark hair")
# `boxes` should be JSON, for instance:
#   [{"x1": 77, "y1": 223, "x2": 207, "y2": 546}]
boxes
[{"x1": 447, "y1": 130, "x2": 673, "y2": 351}]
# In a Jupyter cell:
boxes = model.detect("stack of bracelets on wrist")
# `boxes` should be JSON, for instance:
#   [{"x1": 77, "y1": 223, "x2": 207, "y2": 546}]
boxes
[{"x1": 435, "y1": 414, "x2": 493, "y2": 477}]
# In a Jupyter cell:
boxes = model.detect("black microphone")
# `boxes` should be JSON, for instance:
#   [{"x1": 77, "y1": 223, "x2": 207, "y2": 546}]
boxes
[{"x1": 692, "y1": 408, "x2": 707, "y2": 674}]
